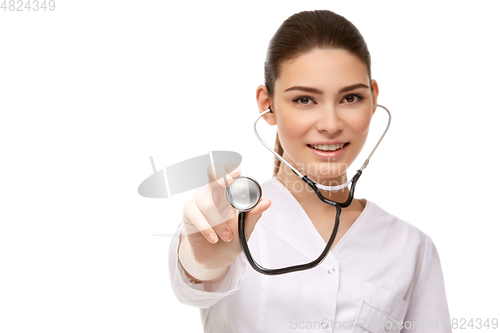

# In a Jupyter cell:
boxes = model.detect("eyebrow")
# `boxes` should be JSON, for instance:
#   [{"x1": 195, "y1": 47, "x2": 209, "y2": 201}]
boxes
[
  {"x1": 284, "y1": 83, "x2": 370, "y2": 94},
  {"x1": 284, "y1": 86, "x2": 324, "y2": 94}
]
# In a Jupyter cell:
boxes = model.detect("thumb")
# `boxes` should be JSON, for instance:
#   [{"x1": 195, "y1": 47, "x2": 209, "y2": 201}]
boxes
[{"x1": 243, "y1": 198, "x2": 272, "y2": 238}]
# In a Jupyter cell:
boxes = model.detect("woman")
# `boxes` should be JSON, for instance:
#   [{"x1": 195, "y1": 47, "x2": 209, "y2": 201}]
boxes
[{"x1": 169, "y1": 10, "x2": 451, "y2": 332}]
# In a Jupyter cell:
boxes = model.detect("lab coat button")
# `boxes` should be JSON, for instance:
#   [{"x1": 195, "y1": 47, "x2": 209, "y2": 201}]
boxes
[
  {"x1": 321, "y1": 320, "x2": 329, "y2": 329},
  {"x1": 328, "y1": 268, "x2": 335, "y2": 274},
  {"x1": 385, "y1": 322, "x2": 391, "y2": 331}
]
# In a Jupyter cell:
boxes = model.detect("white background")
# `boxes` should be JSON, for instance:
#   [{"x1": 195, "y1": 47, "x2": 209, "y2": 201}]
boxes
[{"x1": 1, "y1": 1, "x2": 499, "y2": 332}]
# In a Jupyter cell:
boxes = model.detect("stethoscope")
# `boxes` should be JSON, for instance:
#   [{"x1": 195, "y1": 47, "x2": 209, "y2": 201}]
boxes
[{"x1": 225, "y1": 104, "x2": 391, "y2": 275}]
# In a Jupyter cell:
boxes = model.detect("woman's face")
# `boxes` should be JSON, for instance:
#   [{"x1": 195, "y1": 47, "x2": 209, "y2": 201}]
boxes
[{"x1": 270, "y1": 48, "x2": 378, "y2": 183}]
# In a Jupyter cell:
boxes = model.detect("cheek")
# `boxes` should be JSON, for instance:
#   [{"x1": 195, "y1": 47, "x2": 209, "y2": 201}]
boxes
[
  {"x1": 277, "y1": 114, "x2": 308, "y2": 142},
  {"x1": 341, "y1": 111, "x2": 373, "y2": 160},
  {"x1": 349, "y1": 111, "x2": 372, "y2": 139}
]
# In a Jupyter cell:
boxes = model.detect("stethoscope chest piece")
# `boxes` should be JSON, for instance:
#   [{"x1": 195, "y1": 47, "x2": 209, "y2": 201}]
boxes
[{"x1": 225, "y1": 176, "x2": 262, "y2": 212}]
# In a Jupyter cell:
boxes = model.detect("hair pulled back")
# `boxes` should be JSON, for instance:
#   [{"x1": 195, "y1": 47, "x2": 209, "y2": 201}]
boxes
[{"x1": 264, "y1": 10, "x2": 372, "y2": 177}]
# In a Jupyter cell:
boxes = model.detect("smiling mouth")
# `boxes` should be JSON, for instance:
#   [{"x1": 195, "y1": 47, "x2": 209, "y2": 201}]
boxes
[{"x1": 307, "y1": 143, "x2": 349, "y2": 152}]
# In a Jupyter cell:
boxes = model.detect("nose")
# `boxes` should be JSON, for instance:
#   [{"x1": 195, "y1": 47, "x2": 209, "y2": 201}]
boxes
[{"x1": 315, "y1": 104, "x2": 344, "y2": 135}]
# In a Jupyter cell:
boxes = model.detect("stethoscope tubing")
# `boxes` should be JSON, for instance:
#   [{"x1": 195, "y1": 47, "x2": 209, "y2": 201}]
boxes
[
  {"x1": 238, "y1": 205, "x2": 342, "y2": 275},
  {"x1": 237, "y1": 168, "x2": 363, "y2": 275}
]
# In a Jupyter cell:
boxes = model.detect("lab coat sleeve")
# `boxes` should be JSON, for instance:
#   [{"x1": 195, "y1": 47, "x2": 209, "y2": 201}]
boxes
[
  {"x1": 402, "y1": 235, "x2": 452, "y2": 333},
  {"x1": 168, "y1": 221, "x2": 247, "y2": 309}
]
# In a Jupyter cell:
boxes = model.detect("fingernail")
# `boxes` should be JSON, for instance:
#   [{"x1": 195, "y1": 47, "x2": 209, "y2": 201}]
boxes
[
  {"x1": 222, "y1": 230, "x2": 233, "y2": 242},
  {"x1": 209, "y1": 232, "x2": 218, "y2": 243}
]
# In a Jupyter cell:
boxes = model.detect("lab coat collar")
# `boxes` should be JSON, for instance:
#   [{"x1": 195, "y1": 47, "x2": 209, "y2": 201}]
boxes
[{"x1": 258, "y1": 177, "x2": 373, "y2": 273}]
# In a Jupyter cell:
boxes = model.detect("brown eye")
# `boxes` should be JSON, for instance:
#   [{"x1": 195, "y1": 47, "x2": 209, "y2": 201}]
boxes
[
  {"x1": 293, "y1": 96, "x2": 314, "y2": 105},
  {"x1": 342, "y1": 94, "x2": 361, "y2": 104}
]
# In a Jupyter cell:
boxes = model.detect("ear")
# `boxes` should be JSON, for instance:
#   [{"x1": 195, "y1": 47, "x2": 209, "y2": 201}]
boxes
[
  {"x1": 256, "y1": 85, "x2": 276, "y2": 126},
  {"x1": 371, "y1": 79, "x2": 379, "y2": 115}
]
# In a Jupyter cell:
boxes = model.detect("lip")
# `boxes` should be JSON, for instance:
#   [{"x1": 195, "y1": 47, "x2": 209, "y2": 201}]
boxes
[
  {"x1": 307, "y1": 142, "x2": 349, "y2": 160},
  {"x1": 308, "y1": 141, "x2": 348, "y2": 145}
]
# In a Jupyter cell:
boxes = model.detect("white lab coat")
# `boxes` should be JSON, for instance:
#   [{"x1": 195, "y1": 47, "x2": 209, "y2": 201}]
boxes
[{"x1": 168, "y1": 177, "x2": 451, "y2": 332}]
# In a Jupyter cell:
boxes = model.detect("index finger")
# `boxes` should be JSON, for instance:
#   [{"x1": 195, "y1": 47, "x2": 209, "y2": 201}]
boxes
[
  {"x1": 207, "y1": 161, "x2": 242, "y2": 189},
  {"x1": 211, "y1": 150, "x2": 242, "y2": 185}
]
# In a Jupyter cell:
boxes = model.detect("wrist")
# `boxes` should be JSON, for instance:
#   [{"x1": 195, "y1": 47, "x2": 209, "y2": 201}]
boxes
[{"x1": 178, "y1": 236, "x2": 227, "y2": 282}]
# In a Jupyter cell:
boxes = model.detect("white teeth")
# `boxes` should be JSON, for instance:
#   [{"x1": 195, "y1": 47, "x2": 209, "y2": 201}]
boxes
[{"x1": 311, "y1": 143, "x2": 346, "y2": 151}]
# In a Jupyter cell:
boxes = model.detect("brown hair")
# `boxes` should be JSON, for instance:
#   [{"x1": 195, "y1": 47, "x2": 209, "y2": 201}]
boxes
[{"x1": 264, "y1": 10, "x2": 372, "y2": 177}]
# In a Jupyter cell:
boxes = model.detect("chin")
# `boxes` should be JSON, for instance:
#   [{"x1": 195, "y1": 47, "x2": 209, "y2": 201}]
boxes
[{"x1": 303, "y1": 162, "x2": 348, "y2": 180}]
